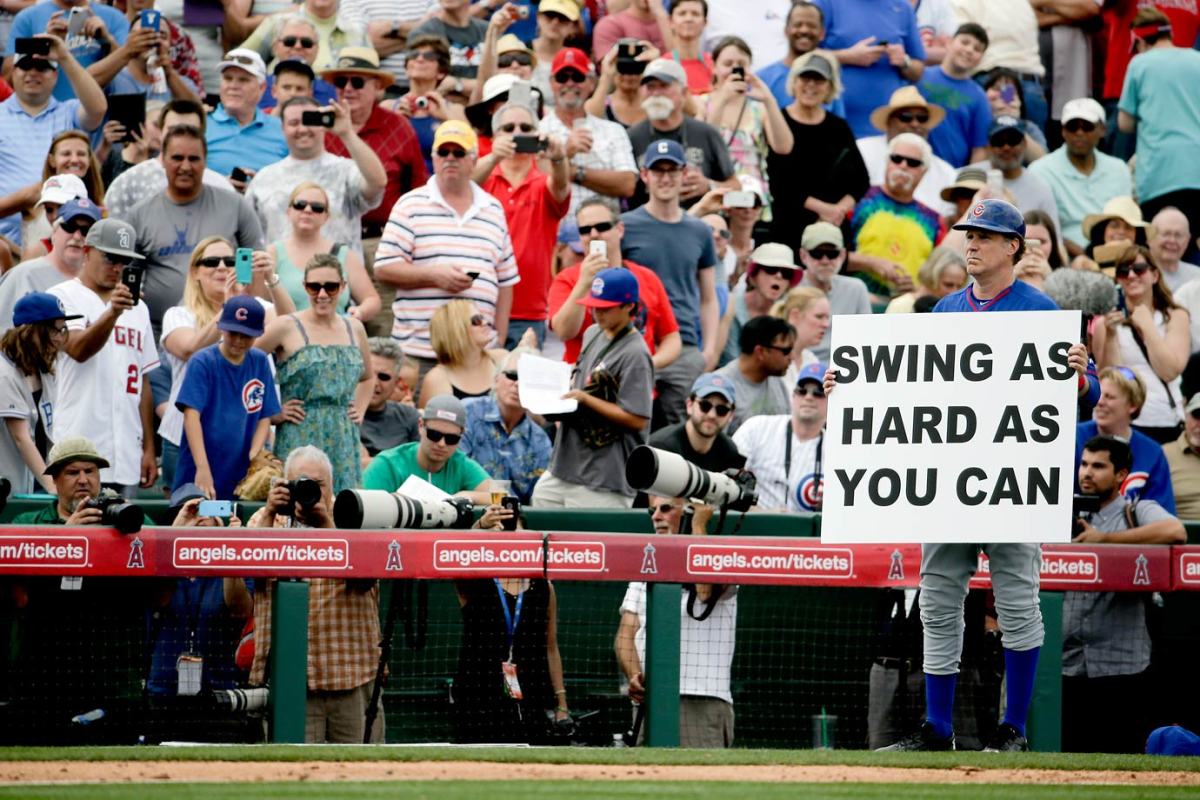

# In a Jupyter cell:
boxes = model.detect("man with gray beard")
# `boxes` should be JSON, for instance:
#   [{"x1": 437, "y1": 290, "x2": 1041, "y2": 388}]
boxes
[{"x1": 626, "y1": 59, "x2": 738, "y2": 209}]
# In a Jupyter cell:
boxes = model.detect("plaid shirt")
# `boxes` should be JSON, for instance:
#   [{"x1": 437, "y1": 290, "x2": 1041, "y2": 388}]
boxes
[
  {"x1": 164, "y1": 18, "x2": 205, "y2": 96},
  {"x1": 247, "y1": 507, "x2": 380, "y2": 691}
]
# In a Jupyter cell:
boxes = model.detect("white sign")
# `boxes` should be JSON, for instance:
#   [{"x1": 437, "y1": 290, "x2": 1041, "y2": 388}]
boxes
[
  {"x1": 517, "y1": 353, "x2": 577, "y2": 415},
  {"x1": 821, "y1": 311, "x2": 1080, "y2": 544}
]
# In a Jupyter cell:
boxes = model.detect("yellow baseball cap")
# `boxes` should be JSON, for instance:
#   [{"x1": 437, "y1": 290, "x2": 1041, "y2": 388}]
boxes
[
  {"x1": 539, "y1": 0, "x2": 581, "y2": 21},
  {"x1": 432, "y1": 120, "x2": 479, "y2": 152}
]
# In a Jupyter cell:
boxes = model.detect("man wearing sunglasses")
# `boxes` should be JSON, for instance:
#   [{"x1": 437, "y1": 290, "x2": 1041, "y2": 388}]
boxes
[
  {"x1": 1028, "y1": 98, "x2": 1132, "y2": 255},
  {"x1": 797, "y1": 222, "x2": 870, "y2": 363},
  {"x1": 363, "y1": 393, "x2": 492, "y2": 505},
  {"x1": 648, "y1": 372, "x2": 744, "y2": 474},
  {"x1": 49, "y1": 218, "x2": 159, "y2": 496},
  {"x1": 359, "y1": 337, "x2": 420, "y2": 461},
  {"x1": 0, "y1": 198, "x2": 98, "y2": 329},
  {"x1": 408, "y1": 0, "x2": 489, "y2": 81},
  {"x1": 966, "y1": 116, "x2": 1060, "y2": 236},
  {"x1": 855, "y1": 86, "x2": 955, "y2": 218},
  {"x1": 0, "y1": 33, "x2": 106, "y2": 247},
  {"x1": 714, "y1": 314, "x2": 795, "y2": 435}
]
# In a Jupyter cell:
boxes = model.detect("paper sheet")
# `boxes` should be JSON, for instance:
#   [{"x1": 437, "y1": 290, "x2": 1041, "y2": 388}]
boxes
[
  {"x1": 397, "y1": 475, "x2": 452, "y2": 503},
  {"x1": 517, "y1": 353, "x2": 577, "y2": 415}
]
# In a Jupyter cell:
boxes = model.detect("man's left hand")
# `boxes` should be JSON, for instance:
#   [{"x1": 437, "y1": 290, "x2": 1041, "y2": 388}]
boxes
[
  {"x1": 140, "y1": 448, "x2": 158, "y2": 488},
  {"x1": 1073, "y1": 520, "x2": 1106, "y2": 543}
]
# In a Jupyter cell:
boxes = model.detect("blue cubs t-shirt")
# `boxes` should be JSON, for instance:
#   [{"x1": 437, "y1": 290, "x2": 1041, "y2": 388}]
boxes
[
  {"x1": 174, "y1": 344, "x2": 281, "y2": 499},
  {"x1": 934, "y1": 279, "x2": 1058, "y2": 313},
  {"x1": 1075, "y1": 420, "x2": 1176, "y2": 514}
]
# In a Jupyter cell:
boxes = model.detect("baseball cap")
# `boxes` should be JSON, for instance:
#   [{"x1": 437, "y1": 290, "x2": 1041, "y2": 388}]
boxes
[
  {"x1": 37, "y1": 174, "x2": 88, "y2": 208},
  {"x1": 218, "y1": 48, "x2": 267, "y2": 82},
  {"x1": 801, "y1": 222, "x2": 844, "y2": 251},
  {"x1": 423, "y1": 394, "x2": 468, "y2": 430},
  {"x1": 169, "y1": 482, "x2": 207, "y2": 510},
  {"x1": 273, "y1": 57, "x2": 315, "y2": 81},
  {"x1": 791, "y1": 52, "x2": 833, "y2": 82},
  {"x1": 989, "y1": 115, "x2": 1024, "y2": 138},
  {"x1": 433, "y1": 119, "x2": 478, "y2": 152},
  {"x1": 640, "y1": 58, "x2": 687, "y2": 86},
  {"x1": 796, "y1": 361, "x2": 828, "y2": 388},
  {"x1": 1062, "y1": 97, "x2": 1105, "y2": 126},
  {"x1": 750, "y1": 242, "x2": 798, "y2": 271},
  {"x1": 57, "y1": 197, "x2": 102, "y2": 224},
  {"x1": 85, "y1": 218, "x2": 143, "y2": 259},
  {"x1": 15, "y1": 54, "x2": 57, "y2": 71},
  {"x1": 577, "y1": 266, "x2": 639, "y2": 308},
  {"x1": 12, "y1": 292, "x2": 82, "y2": 327},
  {"x1": 952, "y1": 198, "x2": 1026, "y2": 239},
  {"x1": 218, "y1": 295, "x2": 266, "y2": 337},
  {"x1": 643, "y1": 139, "x2": 686, "y2": 168},
  {"x1": 551, "y1": 47, "x2": 592, "y2": 77},
  {"x1": 44, "y1": 436, "x2": 109, "y2": 476},
  {"x1": 739, "y1": 174, "x2": 766, "y2": 206},
  {"x1": 1187, "y1": 394, "x2": 1200, "y2": 416},
  {"x1": 691, "y1": 372, "x2": 737, "y2": 405},
  {"x1": 539, "y1": 0, "x2": 581, "y2": 20}
]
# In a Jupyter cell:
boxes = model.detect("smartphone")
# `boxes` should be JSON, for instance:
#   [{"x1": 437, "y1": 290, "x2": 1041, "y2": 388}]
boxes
[
  {"x1": 301, "y1": 109, "x2": 335, "y2": 128},
  {"x1": 589, "y1": 239, "x2": 607, "y2": 259},
  {"x1": 15, "y1": 37, "x2": 51, "y2": 57},
  {"x1": 513, "y1": 134, "x2": 546, "y2": 153},
  {"x1": 229, "y1": 166, "x2": 249, "y2": 183},
  {"x1": 198, "y1": 499, "x2": 232, "y2": 518},
  {"x1": 108, "y1": 93, "x2": 146, "y2": 144},
  {"x1": 235, "y1": 248, "x2": 254, "y2": 284},
  {"x1": 1117, "y1": 286, "x2": 1127, "y2": 316},
  {"x1": 67, "y1": 7, "x2": 89, "y2": 38},
  {"x1": 121, "y1": 265, "x2": 143, "y2": 301},
  {"x1": 204, "y1": 92, "x2": 221, "y2": 110},
  {"x1": 507, "y1": 80, "x2": 534, "y2": 110},
  {"x1": 466, "y1": 271, "x2": 480, "y2": 280},
  {"x1": 139, "y1": 8, "x2": 161, "y2": 32},
  {"x1": 730, "y1": 65, "x2": 745, "y2": 80},
  {"x1": 723, "y1": 190, "x2": 756, "y2": 209},
  {"x1": 500, "y1": 496, "x2": 520, "y2": 531},
  {"x1": 986, "y1": 169, "x2": 1004, "y2": 192},
  {"x1": 1000, "y1": 84, "x2": 1017, "y2": 104}
]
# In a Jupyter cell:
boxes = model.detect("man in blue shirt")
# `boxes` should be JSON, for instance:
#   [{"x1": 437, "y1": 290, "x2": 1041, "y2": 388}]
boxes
[
  {"x1": 204, "y1": 48, "x2": 287, "y2": 180},
  {"x1": 920, "y1": 23, "x2": 991, "y2": 169},
  {"x1": 0, "y1": 33, "x2": 105, "y2": 245},
  {"x1": 459, "y1": 349, "x2": 552, "y2": 504},
  {"x1": 6, "y1": 0, "x2": 128, "y2": 100}
]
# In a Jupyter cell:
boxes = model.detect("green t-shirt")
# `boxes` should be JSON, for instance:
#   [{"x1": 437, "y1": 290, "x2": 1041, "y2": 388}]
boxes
[
  {"x1": 362, "y1": 442, "x2": 490, "y2": 494},
  {"x1": 11, "y1": 500, "x2": 66, "y2": 525}
]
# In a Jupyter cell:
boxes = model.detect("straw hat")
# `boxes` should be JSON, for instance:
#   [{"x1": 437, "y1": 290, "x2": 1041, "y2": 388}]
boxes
[
  {"x1": 1081, "y1": 196, "x2": 1156, "y2": 243},
  {"x1": 868, "y1": 86, "x2": 945, "y2": 133}
]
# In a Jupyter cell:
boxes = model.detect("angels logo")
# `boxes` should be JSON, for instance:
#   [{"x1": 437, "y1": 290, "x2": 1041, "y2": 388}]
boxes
[
  {"x1": 242, "y1": 379, "x2": 265, "y2": 413},
  {"x1": 888, "y1": 549, "x2": 905, "y2": 581},
  {"x1": 794, "y1": 473, "x2": 823, "y2": 512},
  {"x1": 1133, "y1": 553, "x2": 1150, "y2": 586},
  {"x1": 640, "y1": 542, "x2": 658, "y2": 575},
  {"x1": 127, "y1": 537, "x2": 145, "y2": 570},
  {"x1": 386, "y1": 540, "x2": 403, "y2": 572}
]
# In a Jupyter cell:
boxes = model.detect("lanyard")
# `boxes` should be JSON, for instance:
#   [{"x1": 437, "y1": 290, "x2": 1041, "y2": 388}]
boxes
[
  {"x1": 494, "y1": 579, "x2": 525, "y2": 660},
  {"x1": 782, "y1": 420, "x2": 825, "y2": 509}
]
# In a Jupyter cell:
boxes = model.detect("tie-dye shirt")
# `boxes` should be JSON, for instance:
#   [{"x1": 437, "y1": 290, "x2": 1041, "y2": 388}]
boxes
[{"x1": 850, "y1": 187, "x2": 944, "y2": 294}]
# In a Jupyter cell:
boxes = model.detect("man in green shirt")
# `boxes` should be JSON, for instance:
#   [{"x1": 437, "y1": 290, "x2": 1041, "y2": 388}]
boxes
[{"x1": 362, "y1": 395, "x2": 492, "y2": 504}]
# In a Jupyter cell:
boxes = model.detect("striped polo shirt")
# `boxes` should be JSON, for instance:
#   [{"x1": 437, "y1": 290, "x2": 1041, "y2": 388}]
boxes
[
  {"x1": 0, "y1": 95, "x2": 83, "y2": 244},
  {"x1": 376, "y1": 179, "x2": 519, "y2": 359}
]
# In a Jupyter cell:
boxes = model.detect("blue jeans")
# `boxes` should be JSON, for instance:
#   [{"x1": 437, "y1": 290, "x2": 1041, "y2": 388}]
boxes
[
  {"x1": 1020, "y1": 77, "x2": 1049, "y2": 133},
  {"x1": 160, "y1": 439, "x2": 179, "y2": 493},
  {"x1": 505, "y1": 319, "x2": 546, "y2": 350}
]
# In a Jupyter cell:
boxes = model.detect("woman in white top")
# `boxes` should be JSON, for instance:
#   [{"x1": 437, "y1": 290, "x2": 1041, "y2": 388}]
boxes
[
  {"x1": 1093, "y1": 245, "x2": 1190, "y2": 444},
  {"x1": 160, "y1": 236, "x2": 292, "y2": 487},
  {"x1": 770, "y1": 285, "x2": 830, "y2": 388}
]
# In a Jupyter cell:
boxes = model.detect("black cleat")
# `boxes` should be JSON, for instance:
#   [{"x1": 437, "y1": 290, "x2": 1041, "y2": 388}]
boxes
[
  {"x1": 983, "y1": 723, "x2": 1029, "y2": 752},
  {"x1": 877, "y1": 721, "x2": 956, "y2": 751}
]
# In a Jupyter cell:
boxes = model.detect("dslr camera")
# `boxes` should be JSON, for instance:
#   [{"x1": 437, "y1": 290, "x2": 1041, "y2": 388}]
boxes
[
  {"x1": 1072, "y1": 493, "x2": 1101, "y2": 536},
  {"x1": 625, "y1": 445, "x2": 757, "y2": 512},
  {"x1": 281, "y1": 477, "x2": 323, "y2": 517},
  {"x1": 334, "y1": 488, "x2": 474, "y2": 530},
  {"x1": 83, "y1": 489, "x2": 144, "y2": 534}
]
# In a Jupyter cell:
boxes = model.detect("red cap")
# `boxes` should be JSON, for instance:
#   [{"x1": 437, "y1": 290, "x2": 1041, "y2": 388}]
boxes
[{"x1": 551, "y1": 47, "x2": 593, "y2": 77}]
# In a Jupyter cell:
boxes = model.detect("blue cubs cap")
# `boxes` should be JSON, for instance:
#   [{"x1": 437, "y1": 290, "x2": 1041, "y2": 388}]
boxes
[
  {"x1": 953, "y1": 198, "x2": 1026, "y2": 239},
  {"x1": 12, "y1": 292, "x2": 82, "y2": 327},
  {"x1": 58, "y1": 197, "x2": 102, "y2": 224},
  {"x1": 691, "y1": 372, "x2": 737, "y2": 405},
  {"x1": 643, "y1": 139, "x2": 686, "y2": 169},
  {"x1": 218, "y1": 295, "x2": 265, "y2": 337},
  {"x1": 796, "y1": 361, "x2": 828, "y2": 388},
  {"x1": 577, "y1": 267, "x2": 639, "y2": 308}
]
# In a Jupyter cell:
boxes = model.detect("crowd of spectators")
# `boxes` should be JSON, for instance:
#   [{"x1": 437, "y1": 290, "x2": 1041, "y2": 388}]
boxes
[{"x1": 3, "y1": 0, "x2": 1200, "y2": 753}]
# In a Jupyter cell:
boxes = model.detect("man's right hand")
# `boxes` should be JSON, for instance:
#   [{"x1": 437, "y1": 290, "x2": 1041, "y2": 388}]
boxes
[
  {"x1": 578, "y1": 251, "x2": 607, "y2": 284},
  {"x1": 265, "y1": 482, "x2": 292, "y2": 516},
  {"x1": 45, "y1": 14, "x2": 68, "y2": 40},
  {"x1": 628, "y1": 671, "x2": 645, "y2": 704},
  {"x1": 841, "y1": 36, "x2": 886, "y2": 67},
  {"x1": 109, "y1": 283, "x2": 136, "y2": 315},
  {"x1": 123, "y1": 27, "x2": 159, "y2": 58},
  {"x1": 566, "y1": 126, "x2": 593, "y2": 157},
  {"x1": 435, "y1": 267, "x2": 476, "y2": 293},
  {"x1": 65, "y1": 503, "x2": 104, "y2": 526}
]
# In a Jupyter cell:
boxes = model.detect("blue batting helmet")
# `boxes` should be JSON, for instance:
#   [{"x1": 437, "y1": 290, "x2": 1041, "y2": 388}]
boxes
[{"x1": 952, "y1": 198, "x2": 1026, "y2": 239}]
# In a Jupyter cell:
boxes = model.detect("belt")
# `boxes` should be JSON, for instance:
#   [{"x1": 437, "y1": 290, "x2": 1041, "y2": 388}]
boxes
[
  {"x1": 362, "y1": 222, "x2": 385, "y2": 240},
  {"x1": 873, "y1": 656, "x2": 913, "y2": 671}
]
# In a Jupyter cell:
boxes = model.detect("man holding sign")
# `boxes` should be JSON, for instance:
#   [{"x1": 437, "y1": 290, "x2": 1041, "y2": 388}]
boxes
[{"x1": 826, "y1": 199, "x2": 1090, "y2": 752}]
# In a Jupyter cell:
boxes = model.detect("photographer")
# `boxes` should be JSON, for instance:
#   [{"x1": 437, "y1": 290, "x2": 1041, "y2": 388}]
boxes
[
  {"x1": 232, "y1": 445, "x2": 384, "y2": 743},
  {"x1": 1065, "y1": 435, "x2": 1185, "y2": 753},
  {"x1": 615, "y1": 498, "x2": 736, "y2": 747}
]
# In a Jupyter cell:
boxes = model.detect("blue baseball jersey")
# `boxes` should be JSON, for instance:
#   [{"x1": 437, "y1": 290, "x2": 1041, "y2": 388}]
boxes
[
  {"x1": 933, "y1": 279, "x2": 1059, "y2": 313},
  {"x1": 1075, "y1": 420, "x2": 1176, "y2": 513}
]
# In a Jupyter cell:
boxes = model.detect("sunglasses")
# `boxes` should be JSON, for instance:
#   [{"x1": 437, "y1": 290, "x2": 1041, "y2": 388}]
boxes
[
  {"x1": 715, "y1": 228, "x2": 732, "y2": 240},
  {"x1": 498, "y1": 122, "x2": 537, "y2": 134},
  {"x1": 894, "y1": 110, "x2": 929, "y2": 125},
  {"x1": 756, "y1": 265, "x2": 795, "y2": 278},
  {"x1": 697, "y1": 399, "x2": 731, "y2": 417},
  {"x1": 280, "y1": 36, "x2": 316, "y2": 48},
  {"x1": 763, "y1": 343, "x2": 794, "y2": 356},
  {"x1": 498, "y1": 53, "x2": 533, "y2": 68},
  {"x1": 436, "y1": 146, "x2": 468, "y2": 159},
  {"x1": 502, "y1": 369, "x2": 519, "y2": 381},
  {"x1": 102, "y1": 253, "x2": 134, "y2": 267},
  {"x1": 291, "y1": 199, "x2": 328, "y2": 213},
  {"x1": 542, "y1": 11, "x2": 572, "y2": 23},
  {"x1": 795, "y1": 385, "x2": 825, "y2": 398},
  {"x1": 1115, "y1": 262, "x2": 1151, "y2": 279},
  {"x1": 470, "y1": 314, "x2": 489, "y2": 327},
  {"x1": 425, "y1": 428, "x2": 461, "y2": 445},
  {"x1": 1114, "y1": 366, "x2": 1138, "y2": 383},
  {"x1": 304, "y1": 280, "x2": 342, "y2": 295},
  {"x1": 807, "y1": 248, "x2": 841, "y2": 261},
  {"x1": 990, "y1": 132, "x2": 1024, "y2": 148},
  {"x1": 59, "y1": 218, "x2": 92, "y2": 235},
  {"x1": 408, "y1": 50, "x2": 441, "y2": 62},
  {"x1": 332, "y1": 75, "x2": 366, "y2": 89},
  {"x1": 648, "y1": 503, "x2": 680, "y2": 515},
  {"x1": 376, "y1": 372, "x2": 394, "y2": 382},
  {"x1": 198, "y1": 256, "x2": 236, "y2": 268},
  {"x1": 16, "y1": 58, "x2": 55, "y2": 73},
  {"x1": 889, "y1": 153, "x2": 923, "y2": 169},
  {"x1": 554, "y1": 69, "x2": 587, "y2": 84},
  {"x1": 1063, "y1": 119, "x2": 1096, "y2": 134},
  {"x1": 224, "y1": 53, "x2": 258, "y2": 66},
  {"x1": 578, "y1": 221, "x2": 615, "y2": 236},
  {"x1": 49, "y1": 324, "x2": 69, "y2": 337}
]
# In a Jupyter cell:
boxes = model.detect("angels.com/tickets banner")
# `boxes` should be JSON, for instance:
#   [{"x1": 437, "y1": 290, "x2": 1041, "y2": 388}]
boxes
[{"x1": 822, "y1": 310, "x2": 1081, "y2": 544}]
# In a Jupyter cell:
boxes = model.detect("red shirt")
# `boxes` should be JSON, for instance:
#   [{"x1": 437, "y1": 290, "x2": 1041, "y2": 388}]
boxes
[
  {"x1": 1102, "y1": 2, "x2": 1200, "y2": 99},
  {"x1": 326, "y1": 105, "x2": 428, "y2": 229},
  {"x1": 548, "y1": 258, "x2": 680, "y2": 363},
  {"x1": 0, "y1": 79, "x2": 11, "y2": 102},
  {"x1": 675, "y1": 52, "x2": 714, "y2": 95},
  {"x1": 481, "y1": 164, "x2": 570, "y2": 321}
]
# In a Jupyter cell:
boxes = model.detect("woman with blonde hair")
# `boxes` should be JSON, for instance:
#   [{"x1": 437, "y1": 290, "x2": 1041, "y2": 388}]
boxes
[
  {"x1": 886, "y1": 247, "x2": 968, "y2": 313},
  {"x1": 419, "y1": 299, "x2": 509, "y2": 406},
  {"x1": 265, "y1": 181, "x2": 380, "y2": 322},
  {"x1": 770, "y1": 285, "x2": 830, "y2": 386}
]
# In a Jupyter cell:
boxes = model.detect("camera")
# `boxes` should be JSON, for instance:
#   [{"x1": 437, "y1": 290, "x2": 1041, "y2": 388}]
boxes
[
  {"x1": 333, "y1": 489, "x2": 474, "y2": 529},
  {"x1": 83, "y1": 489, "x2": 144, "y2": 534},
  {"x1": 214, "y1": 687, "x2": 269, "y2": 712},
  {"x1": 1072, "y1": 493, "x2": 1101, "y2": 536},
  {"x1": 300, "y1": 109, "x2": 335, "y2": 128},
  {"x1": 414, "y1": 95, "x2": 429, "y2": 110},
  {"x1": 513, "y1": 134, "x2": 547, "y2": 154},
  {"x1": 616, "y1": 38, "x2": 646, "y2": 75},
  {"x1": 625, "y1": 446, "x2": 757, "y2": 512},
  {"x1": 281, "y1": 477, "x2": 322, "y2": 517}
]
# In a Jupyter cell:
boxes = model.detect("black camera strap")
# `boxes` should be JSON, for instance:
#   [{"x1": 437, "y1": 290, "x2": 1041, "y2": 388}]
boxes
[{"x1": 782, "y1": 419, "x2": 824, "y2": 510}]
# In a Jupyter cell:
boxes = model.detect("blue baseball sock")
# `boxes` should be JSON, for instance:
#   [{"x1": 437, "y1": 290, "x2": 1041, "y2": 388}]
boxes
[
  {"x1": 1002, "y1": 646, "x2": 1040, "y2": 736},
  {"x1": 924, "y1": 672, "x2": 956, "y2": 739}
]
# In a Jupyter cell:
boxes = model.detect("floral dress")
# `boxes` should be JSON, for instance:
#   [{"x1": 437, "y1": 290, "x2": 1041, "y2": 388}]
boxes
[{"x1": 274, "y1": 314, "x2": 363, "y2": 492}]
